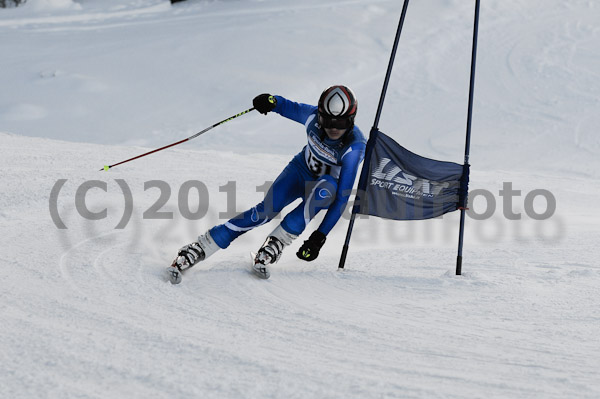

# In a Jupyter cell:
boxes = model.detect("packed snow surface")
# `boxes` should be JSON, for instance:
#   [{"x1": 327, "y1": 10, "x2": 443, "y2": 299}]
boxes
[{"x1": 1, "y1": 0, "x2": 599, "y2": 398}]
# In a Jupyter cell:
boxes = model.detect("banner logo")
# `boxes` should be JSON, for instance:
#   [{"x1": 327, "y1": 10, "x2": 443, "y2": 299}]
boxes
[{"x1": 370, "y1": 158, "x2": 449, "y2": 199}]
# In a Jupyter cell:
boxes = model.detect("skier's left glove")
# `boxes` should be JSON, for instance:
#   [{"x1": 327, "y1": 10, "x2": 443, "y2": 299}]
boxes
[
  {"x1": 253, "y1": 93, "x2": 277, "y2": 115},
  {"x1": 296, "y1": 230, "x2": 326, "y2": 262}
]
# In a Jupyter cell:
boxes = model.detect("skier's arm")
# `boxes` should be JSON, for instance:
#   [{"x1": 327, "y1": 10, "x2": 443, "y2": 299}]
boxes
[
  {"x1": 317, "y1": 144, "x2": 365, "y2": 235},
  {"x1": 272, "y1": 95, "x2": 318, "y2": 125}
]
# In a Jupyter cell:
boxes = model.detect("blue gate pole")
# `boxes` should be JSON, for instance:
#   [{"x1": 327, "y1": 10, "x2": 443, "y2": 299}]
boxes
[
  {"x1": 456, "y1": 0, "x2": 481, "y2": 275},
  {"x1": 338, "y1": 0, "x2": 411, "y2": 269}
]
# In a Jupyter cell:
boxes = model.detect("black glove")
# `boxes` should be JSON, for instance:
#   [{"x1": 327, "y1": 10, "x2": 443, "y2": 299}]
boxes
[
  {"x1": 253, "y1": 93, "x2": 277, "y2": 115},
  {"x1": 296, "y1": 231, "x2": 326, "y2": 262}
]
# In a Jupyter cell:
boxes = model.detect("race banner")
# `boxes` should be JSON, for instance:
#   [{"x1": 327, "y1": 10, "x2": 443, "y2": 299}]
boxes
[{"x1": 356, "y1": 130, "x2": 467, "y2": 220}]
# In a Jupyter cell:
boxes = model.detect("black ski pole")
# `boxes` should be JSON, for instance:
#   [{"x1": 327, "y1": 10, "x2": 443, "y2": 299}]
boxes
[{"x1": 100, "y1": 107, "x2": 255, "y2": 171}]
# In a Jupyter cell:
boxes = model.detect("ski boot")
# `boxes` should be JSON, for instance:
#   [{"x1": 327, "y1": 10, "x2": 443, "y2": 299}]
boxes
[
  {"x1": 252, "y1": 225, "x2": 297, "y2": 279},
  {"x1": 167, "y1": 231, "x2": 220, "y2": 284}
]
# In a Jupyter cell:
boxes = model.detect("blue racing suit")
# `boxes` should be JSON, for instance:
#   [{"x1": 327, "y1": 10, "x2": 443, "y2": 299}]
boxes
[{"x1": 210, "y1": 95, "x2": 366, "y2": 249}]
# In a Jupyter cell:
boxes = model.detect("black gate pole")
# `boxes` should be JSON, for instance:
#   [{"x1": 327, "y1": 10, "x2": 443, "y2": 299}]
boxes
[
  {"x1": 456, "y1": 0, "x2": 481, "y2": 275},
  {"x1": 338, "y1": 0, "x2": 411, "y2": 269}
]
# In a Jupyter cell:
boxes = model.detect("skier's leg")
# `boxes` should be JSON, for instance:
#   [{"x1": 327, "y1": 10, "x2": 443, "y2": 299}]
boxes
[
  {"x1": 208, "y1": 162, "x2": 305, "y2": 250},
  {"x1": 252, "y1": 175, "x2": 337, "y2": 277},
  {"x1": 280, "y1": 175, "x2": 338, "y2": 236},
  {"x1": 168, "y1": 162, "x2": 306, "y2": 284}
]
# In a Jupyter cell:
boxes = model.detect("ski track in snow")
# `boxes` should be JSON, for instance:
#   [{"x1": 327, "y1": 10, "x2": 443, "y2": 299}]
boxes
[
  {"x1": 48, "y1": 226, "x2": 600, "y2": 398},
  {"x1": 2, "y1": 0, "x2": 600, "y2": 397}
]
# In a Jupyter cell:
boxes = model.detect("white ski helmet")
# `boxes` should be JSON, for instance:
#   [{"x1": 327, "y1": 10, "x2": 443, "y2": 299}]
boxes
[{"x1": 317, "y1": 85, "x2": 358, "y2": 130}]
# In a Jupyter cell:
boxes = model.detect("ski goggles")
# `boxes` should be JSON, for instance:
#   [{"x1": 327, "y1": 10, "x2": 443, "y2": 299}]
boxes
[{"x1": 318, "y1": 113, "x2": 354, "y2": 130}]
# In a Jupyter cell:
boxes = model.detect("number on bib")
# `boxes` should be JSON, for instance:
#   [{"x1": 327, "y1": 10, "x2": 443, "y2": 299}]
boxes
[{"x1": 307, "y1": 151, "x2": 332, "y2": 176}]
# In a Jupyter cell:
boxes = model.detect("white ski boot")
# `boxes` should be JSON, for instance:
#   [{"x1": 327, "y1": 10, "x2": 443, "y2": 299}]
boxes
[
  {"x1": 167, "y1": 231, "x2": 220, "y2": 284},
  {"x1": 252, "y1": 225, "x2": 297, "y2": 279}
]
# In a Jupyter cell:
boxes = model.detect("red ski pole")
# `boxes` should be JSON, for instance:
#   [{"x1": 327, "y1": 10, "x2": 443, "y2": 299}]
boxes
[{"x1": 100, "y1": 107, "x2": 255, "y2": 171}]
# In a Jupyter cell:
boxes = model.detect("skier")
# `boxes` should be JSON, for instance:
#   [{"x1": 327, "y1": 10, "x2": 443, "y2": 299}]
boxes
[{"x1": 167, "y1": 85, "x2": 366, "y2": 283}]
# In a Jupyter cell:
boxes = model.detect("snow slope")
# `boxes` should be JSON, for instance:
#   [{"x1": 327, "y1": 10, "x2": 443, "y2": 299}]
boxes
[{"x1": 1, "y1": 0, "x2": 600, "y2": 398}]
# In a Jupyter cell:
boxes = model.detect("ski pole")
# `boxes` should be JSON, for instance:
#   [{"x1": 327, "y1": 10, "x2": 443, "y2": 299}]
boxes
[{"x1": 100, "y1": 107, "x2": 255, "y2": 171}]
